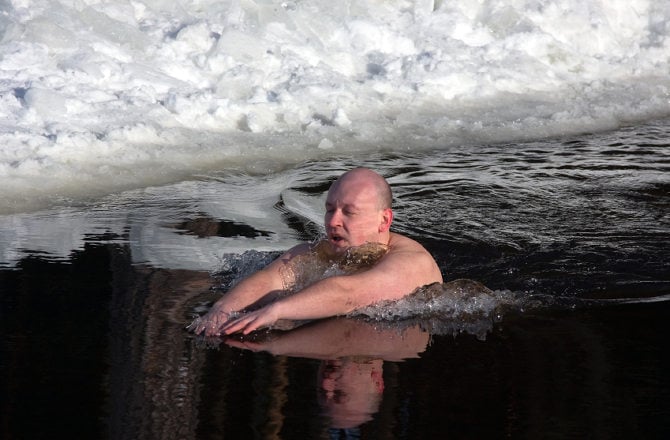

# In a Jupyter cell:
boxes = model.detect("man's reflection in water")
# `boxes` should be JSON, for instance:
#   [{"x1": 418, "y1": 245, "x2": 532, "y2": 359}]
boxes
[
  {"x1": 318, "y1": 358, "x2": 385, "y2": 439},
  {"x1": 225, "y1": 317, "x2": 428, "y2": 435}
]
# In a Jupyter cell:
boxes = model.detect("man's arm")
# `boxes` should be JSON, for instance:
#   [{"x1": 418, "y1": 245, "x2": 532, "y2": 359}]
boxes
[
  {"x1": 193, "y1": 243, "x2": 310, "y2": 336},
  {"x1": 220, "y1": 238, "x2": 442, "y2": 334}
]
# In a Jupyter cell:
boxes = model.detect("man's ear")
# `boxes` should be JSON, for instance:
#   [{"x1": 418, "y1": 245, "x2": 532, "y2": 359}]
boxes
[{"x1": 379, "y1": 208, "x2": 393, "y2": 232}]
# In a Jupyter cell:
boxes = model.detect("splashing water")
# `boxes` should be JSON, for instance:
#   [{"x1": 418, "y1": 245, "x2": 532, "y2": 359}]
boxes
[{"x1": 280, "y1": 240, "x2": 390, "y2": 292}]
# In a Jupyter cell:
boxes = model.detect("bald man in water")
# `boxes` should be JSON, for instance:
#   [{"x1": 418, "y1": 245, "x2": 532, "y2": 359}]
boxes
[{"x1": 194, "y1": 167, "x2": 443, "y2": 336}]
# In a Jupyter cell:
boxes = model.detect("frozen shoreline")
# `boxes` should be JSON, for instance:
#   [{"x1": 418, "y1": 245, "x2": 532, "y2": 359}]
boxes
[{"x1": 2, "y1": 0, "x2": 670, "y2": 213}]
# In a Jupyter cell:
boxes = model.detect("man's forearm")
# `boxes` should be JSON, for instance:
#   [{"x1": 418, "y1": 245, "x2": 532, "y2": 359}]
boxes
[
  {"x1": 212, "y1": 269, "x2": 283, "y2": 313},
  {"x1": 195, "y1": 268, "x2": 285, "y2": 336},
  {"x1": 271, "y1": 275, "x2": 359, "y2": 321}
]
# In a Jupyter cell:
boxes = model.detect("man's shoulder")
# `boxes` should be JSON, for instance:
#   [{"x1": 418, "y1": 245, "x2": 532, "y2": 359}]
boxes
[
  {"x1": 387, "y1": 232, "x2": 428, "y2": 253},
  {"x1": 265, "y1": 243, "x2": 312, "y2": 269},
  {"x1": 380, "y1": 233, "x2": 443, "y2": 284},
  {"x1": 281, "y1": 243, "x2": 313, "y2": 259}
]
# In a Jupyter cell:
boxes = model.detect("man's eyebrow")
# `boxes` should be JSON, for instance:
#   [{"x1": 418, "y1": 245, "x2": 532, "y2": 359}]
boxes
[{"x1": 325, "y1": 201, "x2": 357, "y2": 211}]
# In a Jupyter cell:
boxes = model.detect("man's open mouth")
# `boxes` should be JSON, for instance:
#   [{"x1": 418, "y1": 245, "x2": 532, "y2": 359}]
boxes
[{"x1": 329, "y1": 234, "x2": 345, "y2": 245}]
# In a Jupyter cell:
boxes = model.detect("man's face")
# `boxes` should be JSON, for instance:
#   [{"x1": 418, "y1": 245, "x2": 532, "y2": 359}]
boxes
[{"x1": 324, "y1": 175, "x2": 389, "y2": 252}]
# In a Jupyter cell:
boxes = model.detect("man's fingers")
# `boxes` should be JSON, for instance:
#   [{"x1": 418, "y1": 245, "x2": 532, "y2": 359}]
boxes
[
  {"x1": 222, "y1": 314, "x2": 260, "y2": 335},
  {"x1": 194, "y1": 311, "x2": 236, "y2": 336},
  {"x1": 241, "y1": 318, "x2": 264, "y2": 335},
  {"x1": 223, "y1": 318, "x2": 253, "y2": 335},
  {"x1": 192, "y1": 320, "x2": 209, "y2": 336},
  {"x1": 221, "y1": 317, "x2": 245, "y2": 335}
]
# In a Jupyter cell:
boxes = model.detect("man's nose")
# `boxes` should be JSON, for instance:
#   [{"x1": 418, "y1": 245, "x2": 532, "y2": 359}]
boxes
[{"x1": 327, "y1": 210, "x2": 342, "y2": 227}]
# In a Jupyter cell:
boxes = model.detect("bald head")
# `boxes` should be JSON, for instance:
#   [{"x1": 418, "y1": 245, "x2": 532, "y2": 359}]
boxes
[
  {"x1": 324, "y1": 168, "x2": 394, "y2": 250},
  {"x1": 330, "y1": 168, "x2": 392, "y2": 210}
]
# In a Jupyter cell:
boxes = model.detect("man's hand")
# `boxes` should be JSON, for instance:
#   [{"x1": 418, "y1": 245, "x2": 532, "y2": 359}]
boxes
[
  {"x1": 220, "y1": 304, "x2": 281, "y2": 335},
  {"x1": 191, "y1": 303, "x2": 234, "y2": 336}
]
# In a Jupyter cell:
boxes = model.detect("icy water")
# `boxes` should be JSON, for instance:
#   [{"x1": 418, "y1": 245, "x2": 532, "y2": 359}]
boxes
[{"x1": 2, "y1": 120, "x2": 669, "y2": 439}]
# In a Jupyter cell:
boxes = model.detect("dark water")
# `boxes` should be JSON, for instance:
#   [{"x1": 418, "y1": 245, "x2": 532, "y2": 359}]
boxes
[{"x1": 1, "y1": 120, "x2": 669, "y2": 439}]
